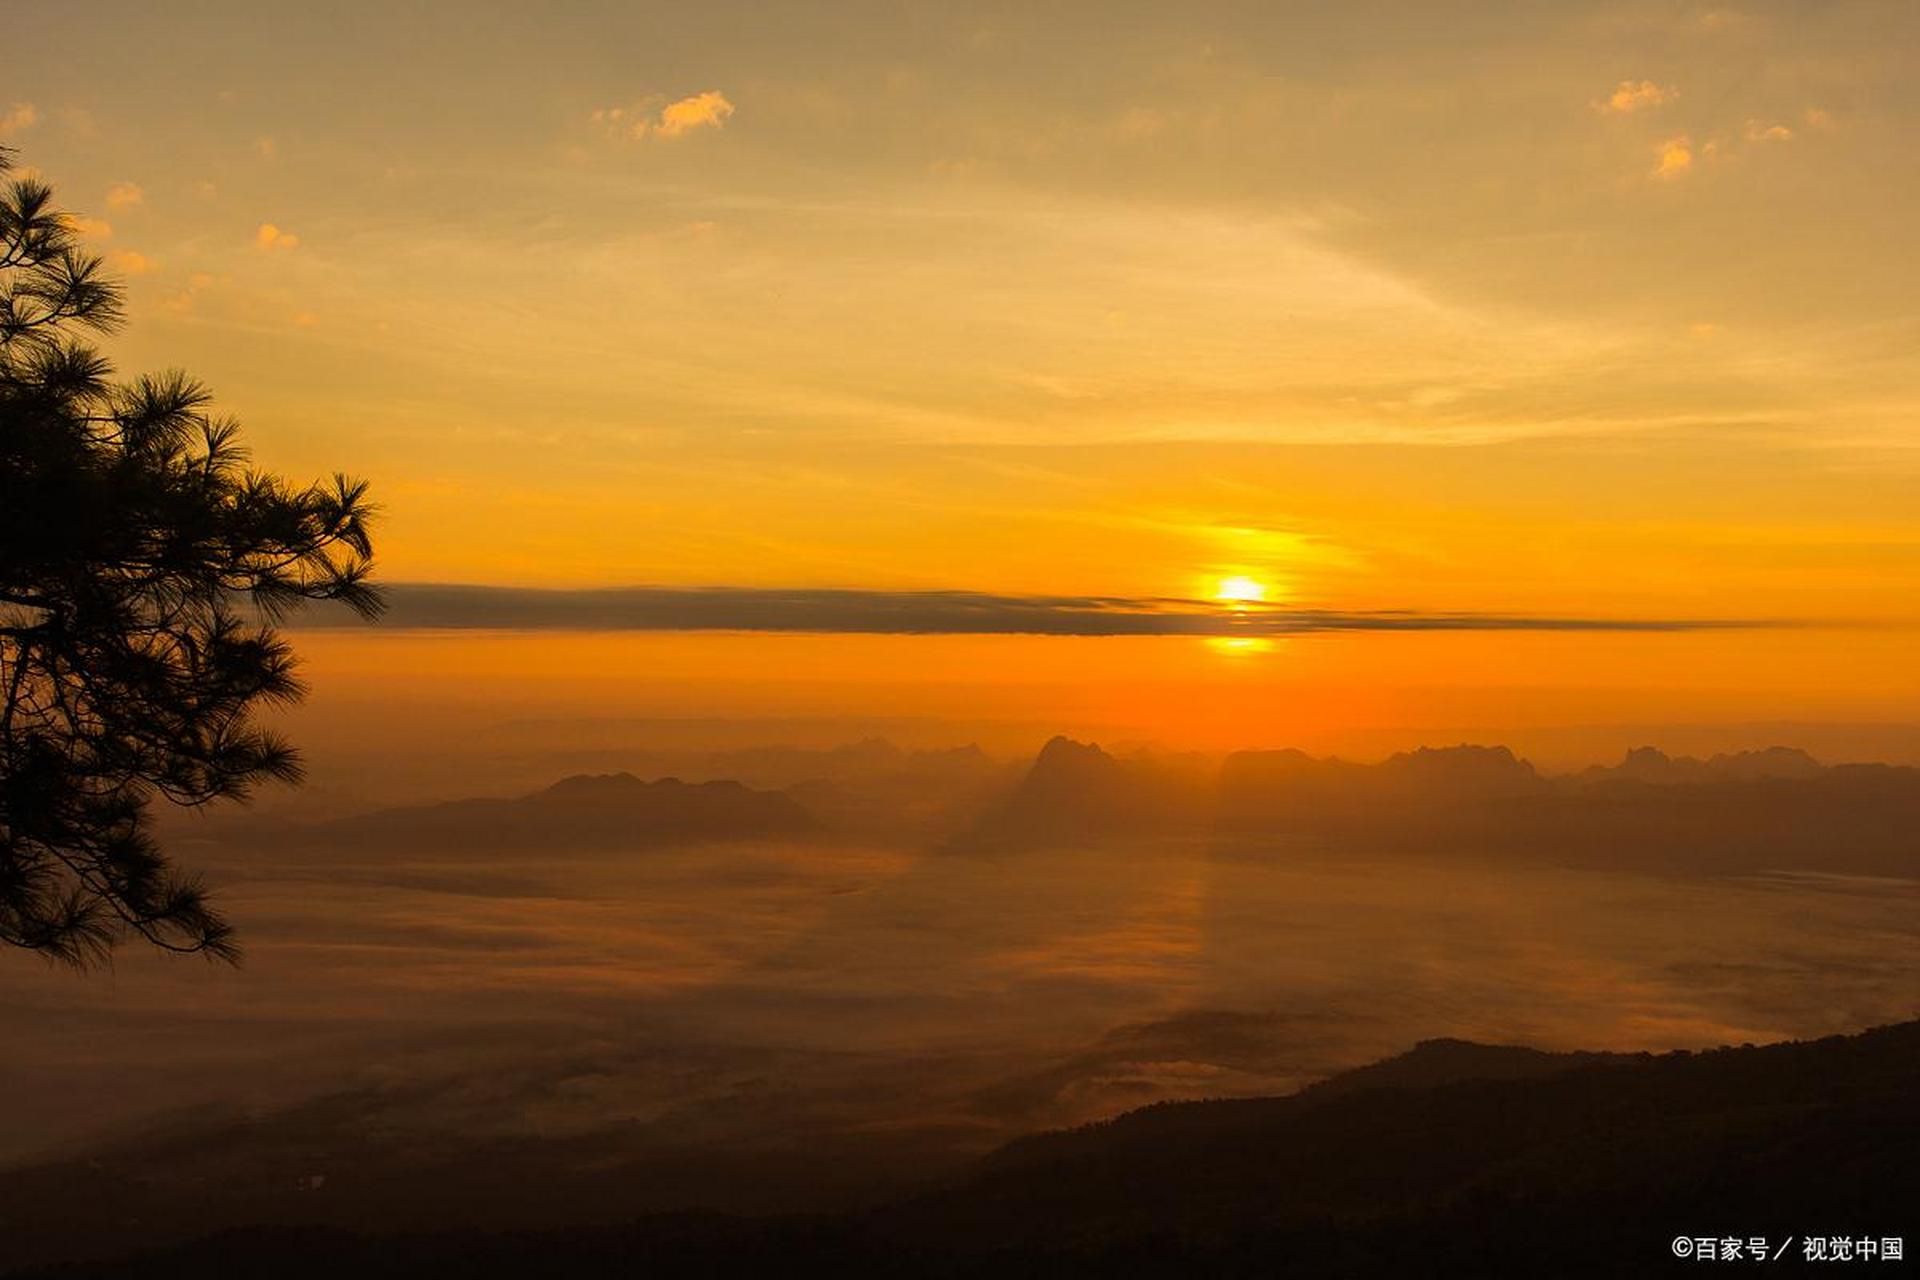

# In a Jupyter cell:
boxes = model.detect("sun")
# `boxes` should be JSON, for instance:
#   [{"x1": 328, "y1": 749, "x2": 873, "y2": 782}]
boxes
[{"x1": 1215, "y1": 575, "x2": 1268, "y2": 604}]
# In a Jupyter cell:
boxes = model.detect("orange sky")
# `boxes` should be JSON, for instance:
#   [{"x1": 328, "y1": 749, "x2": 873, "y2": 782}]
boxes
[{"x1": 10, "y1": 2, "x2": 1920, "y2": 754}]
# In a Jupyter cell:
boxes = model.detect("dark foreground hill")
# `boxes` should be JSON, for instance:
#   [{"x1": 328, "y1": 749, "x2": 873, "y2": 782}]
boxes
[{"x1": 14, "y1": 1021, "x2": 1916, "y2": 1279}]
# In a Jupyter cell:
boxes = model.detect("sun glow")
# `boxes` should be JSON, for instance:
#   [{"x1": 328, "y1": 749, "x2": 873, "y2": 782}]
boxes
[{"x1": 1215, "y1": 575, "x2": 1268, "y2": 604}]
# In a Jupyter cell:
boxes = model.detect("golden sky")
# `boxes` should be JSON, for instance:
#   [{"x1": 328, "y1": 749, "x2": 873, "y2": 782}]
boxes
[{"x1": 9, "y1": 2, "x2": 1920, "y2": 749}]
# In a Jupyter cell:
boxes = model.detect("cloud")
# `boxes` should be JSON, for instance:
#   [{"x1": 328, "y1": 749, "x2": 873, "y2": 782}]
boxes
[
  {"x1": 106, "y1": 249, "x2": 155, "y2": 275},
  {"x1": 0, "y1": 102, "x2": 36, "y2": 137},
  {"x1": 284, "y1": 583, "x2": 1771, "y2": 637},
  {"x1": 590, "y1": 106, "x2": 636, "y2": 137},
  {"x1": 657, "y1": 90, "x2": 735, "y2": 137},
  {"x1": 1744, "y1": 120, "x2": 1793, "y2": 143},
  {"x1": 1596, "y1": 80, "x2": 1676, "y2": 114},
  {"x1": 1652, "y1": 136, "x2": 1693, "y2": 179},
  {"x1": 62, "y1": 215, "x2": 112, "y2": 240},
  {"x1": 255, "y1": 222, "x2": 300, "y2": 251},
  {"x1": 161, "y1": 271, "x2": 219, "y2": 314},
  {"x1": 591, "y1": 90, "x2": 735, "y2": 142},
  {"x1": 104, "y1": 181, "x2": 144, "y2": 208},
  {"x1": 254, "y1": 135, "x2": 277, "y2": 161}
]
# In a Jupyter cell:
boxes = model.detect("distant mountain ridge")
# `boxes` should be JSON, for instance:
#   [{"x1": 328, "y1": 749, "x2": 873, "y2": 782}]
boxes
[
  {"x1": 1221, "y1": 741, "x2": 1847, "y2": 804},
  {"x1": 453, "y1": 739, "x2": 1008, "y2": 845},
  {"x1": 1221, "y1": 743, "x2": 1920, "y2": 875},
  {"x1": 1581, "y1": 744, "x2": 1826, "y2": 786},
  {"x1": 949, "y1": 736, "x2": 1920, "y2": 876}
]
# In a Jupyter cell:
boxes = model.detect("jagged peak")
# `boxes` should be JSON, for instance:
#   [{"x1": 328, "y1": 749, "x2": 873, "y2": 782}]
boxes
[
  {"x1": 1710, "y1": 745, "x2": 1821, "y2": 768},
  {"x1": 540, "y1": 771, "x2": 647, "y2": 795},
  {"x1": 1036, "y1": 734, "x2": 1111, "y2": 761},
  {"x1": 534, "y1": 772, "x2": 750, "y2": 800},
  {"x1": 1387, "y1": 743, "x2": 1529, "y2": 766}
]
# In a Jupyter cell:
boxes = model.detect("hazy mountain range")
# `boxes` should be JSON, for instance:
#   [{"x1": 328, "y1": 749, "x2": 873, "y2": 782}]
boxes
[
  {"x1": 957, "y1": 737, "x2": 1920, "y2": 876},
  {"x1": 205, "y1": 735, "x2": 1920, "y2": 879}
]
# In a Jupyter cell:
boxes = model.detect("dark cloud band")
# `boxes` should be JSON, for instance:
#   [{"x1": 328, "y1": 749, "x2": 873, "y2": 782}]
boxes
[{"x1": 286, "y1": 584, "x2": 1770, "y2": 637}]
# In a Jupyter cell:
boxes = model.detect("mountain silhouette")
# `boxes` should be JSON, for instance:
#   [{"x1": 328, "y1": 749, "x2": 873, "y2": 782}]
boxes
[
  {"x1": 1011, "y1": 736, "x2": 1129, "y2": 808},
  {"x1": 1218, "y1": 743, "x2": 1540, "y2": 827},
  {"x1": 1216, "y1": 744, "x2": 1920, "y2": 876},
  {"x1": 944, "y1": 737, "x2": 1920, "y2": 876},
  {"x1": 1374, "y1": 744, "x2": 1541, "y2": 796},
  {"x1": 876, "y1": 1019, "x2": 1920, "y2": 1272},
  {"x1": 958, "y1": 737, "x2": 1206, "y2": 849},
  {"x1": 1582, "y1": 745, "x2": 1826, "y2": 786}
]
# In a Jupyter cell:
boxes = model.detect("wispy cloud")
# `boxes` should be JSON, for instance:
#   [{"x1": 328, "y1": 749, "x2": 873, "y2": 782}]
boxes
[
  {"x1": 591, "y1": 90, "x2": 735, "y2": 141},
  {"x1": 255, "y1": 222, "x2": 300, "y2": 251},
  {"x1": 657, "y1": 90, "x2": 735, "y2": 137},
  {"x1": 287, "y1": 584, "x2": 1771, "y2": 637},
  {"x1": 1652, "y1": 135, "x2": 1693, "y2": 179},
  {"x1": 161, "y1": 270, "x2": 219, "y2": 314},
  {"x1": 104, "y1": 180, "x2": 144, "y2": 208},
  {"x1": 62, "y1": 214, "x2": 113, "y2": 239},
  {"x1": 1596, "y1": 80, "x2": 1676, "y2": 114}
]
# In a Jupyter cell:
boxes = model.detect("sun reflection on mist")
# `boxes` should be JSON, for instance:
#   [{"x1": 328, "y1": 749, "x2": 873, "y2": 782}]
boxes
[{"x1": 1204, "y1": 636, "x2": 1279, "y2": 657}]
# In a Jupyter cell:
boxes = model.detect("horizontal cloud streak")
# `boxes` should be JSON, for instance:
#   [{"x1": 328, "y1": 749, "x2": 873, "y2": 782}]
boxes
[{"x1": 288, "y1": 584, "x2": 1774, "y2": 638}]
